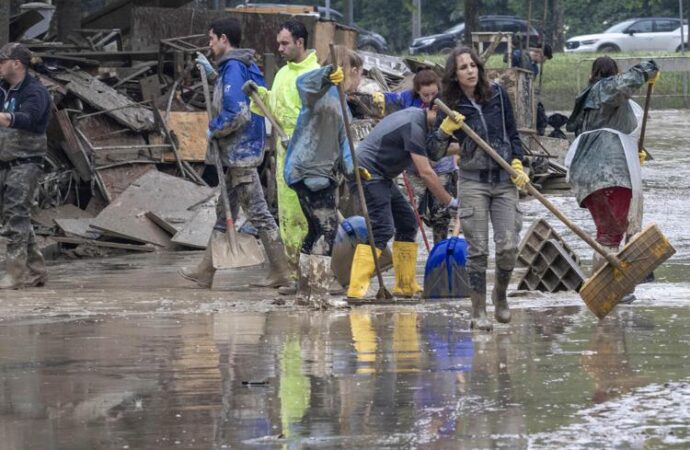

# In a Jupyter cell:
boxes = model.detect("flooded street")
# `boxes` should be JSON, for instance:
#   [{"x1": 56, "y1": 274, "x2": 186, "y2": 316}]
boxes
[{"x1": 2, "y1": 110, "x2": 690, "y2": 449}]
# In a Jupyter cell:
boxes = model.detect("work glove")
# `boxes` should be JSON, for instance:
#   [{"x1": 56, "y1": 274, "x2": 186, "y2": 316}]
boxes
[
  {"x1": 440, "y1": 111, "x2": 465, "y2": 136},
  {"x1": 648, "y1": 70, "x2": 661, "y2": 87},
  {"x1": 206, "y1": 129, "x2": 214, "y2": 141},
  {"x1": 638, "y1": 149, "x2": 647, "y2": 165},
  {"x1": 358, "y1": 167, "x2": 372, "y2": 181},
  {"x1": 247, "y1": 83, "x2": 269, "y2": 116},
  {"x1": 195, "y1": 52, "x2": 216, "y2": 78},
  {"x1": 372, "y1": 91, "x2": 386, "y2": 114},
  {"x1": 510, "y1": 158, "x2": 529, "y2": 189},
  {"x1": 329, "y1": 65, "x2": 344, "y2": 85}
]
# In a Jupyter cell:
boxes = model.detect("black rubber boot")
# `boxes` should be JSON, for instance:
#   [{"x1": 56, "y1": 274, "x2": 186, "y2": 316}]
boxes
[
  {"x1": 492, "y1": 268, "x2": 512, "y2": 324},
  {"x1": 468, "y1": 271, "x2": 492, "y2": 331}
]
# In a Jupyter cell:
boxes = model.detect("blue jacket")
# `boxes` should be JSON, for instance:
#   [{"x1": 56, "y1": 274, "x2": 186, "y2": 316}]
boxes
[
  {"x1": 284, "y1": 66, "x2": 352, "y2": 190},
  {"x1": 384, "y1": 89, "x2": 425, "y2": 111},
  {"x1": 209, "y1": 49, "x2": 266, "y2": 168}
]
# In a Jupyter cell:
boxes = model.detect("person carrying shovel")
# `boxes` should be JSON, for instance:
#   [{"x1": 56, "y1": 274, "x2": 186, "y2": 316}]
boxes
[
  {"x1": 565, "y1": 57, "x2": 659, "y2": 304},
  {"x1": 428, "y1": 47, "x2": 529, "y2": 331},
  {"x1": 178, "y1": 17, "x2": 291, "y2": 289},
  {"x1": 347, "y1": 102, "x2": 462, "y2": 299}
]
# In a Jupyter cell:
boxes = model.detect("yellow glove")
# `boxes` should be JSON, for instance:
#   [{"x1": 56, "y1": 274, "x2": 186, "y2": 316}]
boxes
[
  {"x1": 249, "y1": 85, "x2": 269, "y2": 116},
  {"x1": 648, "y1": 71, "x2": 660, "y2": 87},
  {"x1": 510, "y1": 158, "x2": 529, "y2": 189},
  {"x1": 440, "y1": 111, "x2": 465, "y2": 136},
  {"x1": 372, "y1": 91, "x2": 386, "y2": 114},
  {"x1": 358, "y1": 167, "x2": 372, "y2": 181},
  {"x1": 638, "y1": 149, "x2": 647, "y2": 165},
  {"x1": 329, "y1": 66, "x2": 344, "y2": 85}
]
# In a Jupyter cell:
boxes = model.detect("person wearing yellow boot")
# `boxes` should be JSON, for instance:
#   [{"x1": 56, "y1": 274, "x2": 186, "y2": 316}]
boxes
[
  {"x1": 347, "y1": 104, "x2": 463, "y2": 299},
  {"x1": 248, "y1": 20, "x2": 320, "y2": 293}
]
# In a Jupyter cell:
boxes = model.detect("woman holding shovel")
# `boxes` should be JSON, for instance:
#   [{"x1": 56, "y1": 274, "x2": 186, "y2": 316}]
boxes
[
  {"x1": 281, "y1": 45, "x2": 362, "y2": 307},
  {"x1": 429, "y1": 47, "x2": 529, "y2": 331},
  {"x1": 565, "y1": 57, "x2": 659, "y2": 303}
]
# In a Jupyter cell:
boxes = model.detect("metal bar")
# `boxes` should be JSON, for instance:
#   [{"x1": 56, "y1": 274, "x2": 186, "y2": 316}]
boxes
[{"x1": 75, "y1": 99, "x2": 152, "y2": 121}]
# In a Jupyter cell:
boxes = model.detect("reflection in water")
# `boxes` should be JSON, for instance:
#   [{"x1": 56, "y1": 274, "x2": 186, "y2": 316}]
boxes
[{"x1": 2, "y1": 306, "x2": 690, "y2": 449}]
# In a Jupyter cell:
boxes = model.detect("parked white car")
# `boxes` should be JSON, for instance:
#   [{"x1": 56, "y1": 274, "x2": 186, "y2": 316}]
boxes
[{"x1": 565, "y1": 17, "x2": 688, "y2": 52}]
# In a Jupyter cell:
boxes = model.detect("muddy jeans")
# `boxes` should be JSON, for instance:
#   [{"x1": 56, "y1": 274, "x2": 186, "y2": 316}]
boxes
[
  {"x1": 215, "y1": 167, "x2": 278, "y2": 234},
  {"x1": 0, "y1": 161, "x2": 42, "y2": 258},
  {"x1": 292, "y1": 181, "x2": 337, "y2": 256},
  {"x1": 355, "y1": 178, "x2": 417, "y2": 250},
  {"x1": 457, "y1": 178, "x2": 521, "y2": 285},
  {"x1": 407, "y1": 170, "x2": 456, "y2": 244}
]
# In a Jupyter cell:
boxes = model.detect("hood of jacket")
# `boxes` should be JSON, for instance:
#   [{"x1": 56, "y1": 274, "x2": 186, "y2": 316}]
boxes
[{"x1": 217, "y1": 48, "x2": 256, "y2": 68}]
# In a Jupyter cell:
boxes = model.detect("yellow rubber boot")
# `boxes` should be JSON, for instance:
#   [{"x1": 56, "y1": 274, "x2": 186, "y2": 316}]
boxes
[
  {"x1": 346, "y1": 244, "x2": 379, "y2": 299},
  {"x1": 392, "y1": 241, "x2": 423, "y2": 297}
]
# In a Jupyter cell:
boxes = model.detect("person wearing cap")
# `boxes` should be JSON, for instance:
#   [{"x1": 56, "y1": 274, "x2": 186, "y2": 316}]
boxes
[{"x1": 0, "y1": 42, "x2": 51, "y2": 289}]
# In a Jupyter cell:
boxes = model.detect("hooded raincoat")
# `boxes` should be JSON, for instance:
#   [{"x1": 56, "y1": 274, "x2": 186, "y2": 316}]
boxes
[
  {"x1": 208, "y1": 49, "x2": 266, "y2": 168},
  {"x1": 565, "y1": 61, "x2": 658, "y2": 235},
  {"x1": 257, "y1": 50, "x2": 320, "y2": 263},
  {"x1": 283, "y1": 65, "x2": 352, "y2": 189}
]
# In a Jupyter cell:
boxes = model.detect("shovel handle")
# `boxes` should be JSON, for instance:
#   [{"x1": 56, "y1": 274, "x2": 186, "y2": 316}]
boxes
[
  {"x1": 242, "y1": 81, "x2": 291, "y2": 148},
  {"x1": 199, "y1": 65, "x2": 240, "y2": 253},
  {"x1": 434, "y1": 98, "x2": 620, "y2": 267},
  {"x1": 402, "y1": 171, "x2": 431, "y2": 251},
  {"x1": 330, "y1": 42, "x2": 391, "y2": 298},
  {"x1": 637, "y1": 82, "x2": 654, "y2": 160}
]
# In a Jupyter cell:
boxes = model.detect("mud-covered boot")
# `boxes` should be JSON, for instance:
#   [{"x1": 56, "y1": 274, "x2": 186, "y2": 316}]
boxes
[
  {"x1": 0, "y1": 254, "x2": 29, "y2": 290},
  {"x1": 252, "y1": 229, "x2": 291, "y2": 288},
  {"x1": 492, "y1": 268, "x2": 512, "y2": 324},
  {"x1": 293, "y1": 253, "x2": 311, "y2": 305},
  {"x1": 25, "y1": 243, "x2": 47, "y2": 287},
  {"x1": 468, "y1": 271, "x2": 492, "y2": 331},
  {"x1": 178, "y1": 231, "x2": 217, "y2": 288},
  {"x1": 307, "y1": 255, "x2": 345, "y2": 309}
]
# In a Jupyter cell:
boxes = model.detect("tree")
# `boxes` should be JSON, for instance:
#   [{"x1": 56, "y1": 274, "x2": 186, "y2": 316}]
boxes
[
  {"x1": 1, "y1": 0, "x2": 9, "y2": 46},
  {"x1": 465, "y1": 0, "x2": 482, "y2": 45},
  {"x1": 55, "y1": 0, "x2": 81, "y2": 42}
]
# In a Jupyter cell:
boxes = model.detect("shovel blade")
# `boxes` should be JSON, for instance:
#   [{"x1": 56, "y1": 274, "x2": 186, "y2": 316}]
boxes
[
  {"x1": 580, "y1": 223, "x2": 675, "y2": 319},
  {"x1": 212, "y1": 231, "x2": 265, "y2": 269}
]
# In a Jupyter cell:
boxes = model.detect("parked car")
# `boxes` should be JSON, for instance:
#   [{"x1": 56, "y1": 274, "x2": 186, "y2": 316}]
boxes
[
  {"x1": 409, "y1": 15, "x2": 542, "y2": 55},
  {"x1": 317, "y1": 7, "x2": 388, "y2": 53},
  {"x1": 565, "y1": 17, "x2": 689, "y2": 52}
]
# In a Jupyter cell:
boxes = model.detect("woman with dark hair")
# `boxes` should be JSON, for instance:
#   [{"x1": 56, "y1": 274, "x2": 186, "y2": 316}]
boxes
[
  {"x1": 565, "y1": 57, "x2": 659, "y2": 302},
  {"x1": 429, "y1": 47, "x2": 529, "y2": 331}
]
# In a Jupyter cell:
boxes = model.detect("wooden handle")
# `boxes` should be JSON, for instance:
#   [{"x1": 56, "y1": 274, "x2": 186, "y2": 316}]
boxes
[
  {"x1": 637, "y1": 82, "x2": 654, "y2": 160},
  {"x1": 433, "y1": 98, "x2": 619, "y2": 265},
  {"x1": 243, "y1": 83, "x2": 290, "y2": 145}
]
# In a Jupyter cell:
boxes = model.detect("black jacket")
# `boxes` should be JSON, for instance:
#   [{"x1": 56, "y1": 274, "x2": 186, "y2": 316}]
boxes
[
  {"x1": 429, "y1": 83, "x2": 523, "y2": 183},
  {"x1": 0, "y1": 74, "x2": 51, "y2": 160}
]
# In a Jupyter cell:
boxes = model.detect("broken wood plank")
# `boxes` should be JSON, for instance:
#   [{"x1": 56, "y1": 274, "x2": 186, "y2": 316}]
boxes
[
  {"x1": 51, "y1": 236, "x2": 156, "y2": 252},
  {"x1": 54, "y1": 109, "x2": 93, "y2": 181},
  {"x1": 97, "y1": 163, "x2": 156, "y2": 201},
  {"x1": 171, "y1": 202, "x2": 216, "y2": 249},
  {"x1": 56, "y1": 71, "x2": 154, "y2": 131},
  {"x1": 145, "y1": 211, "x2": 184, "y2": 235},
  {"x1": 32, "y1": 204, "x2": 94, "y2": 229},
  {"x1": 158, "y1": 111, "x2": 208, "y2": 163},
  {"x1": 91, "y1": 170, "x2": 213, "y2": 247},
  {"x1": 54, "y1": 218, "x2": 102, "y2": 240}
]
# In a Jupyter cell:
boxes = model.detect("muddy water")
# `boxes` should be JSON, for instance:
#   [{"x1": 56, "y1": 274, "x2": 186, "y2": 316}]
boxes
[{"x1": 1, "y1": 110, "x2": 690, "y2": 449}]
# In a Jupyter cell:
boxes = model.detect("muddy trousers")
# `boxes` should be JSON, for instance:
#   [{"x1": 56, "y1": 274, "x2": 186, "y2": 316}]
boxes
[
  {"x1": 214, "y1": 167, "x2": 279, "y2": 234},
  {"x1": 356, "y1": 179, "x2": 418, "y2": 250},
  {"x1": 292, "y1": 181, "x2": 337, "y2": 256},
  {"x1": 582, "y1": 187, "x2": 632, "y2": 247},
  {"x1": 407, "y1": 171, "x2": 456, "y2": 244},
  {"x1": 0, "y1": 161, "x2": 42, "y2": 258},
  {"x1": 276, "y1": 141, "x2": 308, "y2": 267},
  {"x1": 458, "y1": 178, "x2": 520, "y2": 290}
]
